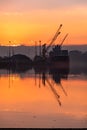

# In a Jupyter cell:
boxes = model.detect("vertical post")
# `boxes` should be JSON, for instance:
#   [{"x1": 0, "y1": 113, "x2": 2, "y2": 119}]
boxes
[
  {"x1": 35, "y1": 41, "x2": 37, "y2": 56},
  {"x1": 9, "y1": 41, "x2": 11, "y2": 58},
  {"x1": 39, "y1": 40, "x2": 41, "y2": 56},
  {"x1": 8, "y1": 41, "x2": 11, "y2": 87},
  {"x1": 12, "y1": 45, "x2": 14, "y2": 56}
]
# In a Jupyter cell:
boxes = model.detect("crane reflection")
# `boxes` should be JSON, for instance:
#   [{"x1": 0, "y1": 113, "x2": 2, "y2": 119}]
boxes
[{"x1": 0, "y1": 66, "x2": 69, "y2": 107}]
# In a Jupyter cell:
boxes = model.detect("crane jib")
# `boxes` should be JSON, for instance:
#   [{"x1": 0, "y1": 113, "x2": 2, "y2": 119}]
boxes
[{"x1": 46, "y1": 24, "x2": 63, "y2": 52}]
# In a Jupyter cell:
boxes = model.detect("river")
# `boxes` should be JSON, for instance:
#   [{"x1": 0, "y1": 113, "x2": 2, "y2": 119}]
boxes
[{"x1": 0, "y1": 66, "x2": 87, "y2": 128}]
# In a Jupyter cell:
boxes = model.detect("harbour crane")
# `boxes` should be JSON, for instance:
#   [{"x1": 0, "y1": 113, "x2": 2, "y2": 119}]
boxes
[
  {"x1": 42, "y1": 24, "x2": 63, "y2": 58},
  {"x1": 46, "y1": 24, "x2": 62, "y2": 51},
  {"x1": 53, "y1": 33, "x2": 68, "y2": 53},
  {"x1": 60, "y1": 33, "x2": 68, "y2": 47}
]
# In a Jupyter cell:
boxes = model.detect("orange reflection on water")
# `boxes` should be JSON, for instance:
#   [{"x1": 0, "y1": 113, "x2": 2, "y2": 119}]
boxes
[
  {"x1": 0, "y1": 75, "x2": 87, "y2": 119},
  {"x1": 0, "y1": 75, "x2": 58, "y2": 114},
  {"x1": 59, "y1": 79, "x2": 87, "y2": 118}
]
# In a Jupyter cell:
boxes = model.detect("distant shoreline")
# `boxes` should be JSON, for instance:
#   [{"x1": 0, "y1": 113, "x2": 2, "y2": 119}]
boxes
[
  {"x1": 0, "y1": 45, "x2": 87, "y2": 58},
  {"x1": 0, "y1": 44, "x2": 87, "y2": 47}
]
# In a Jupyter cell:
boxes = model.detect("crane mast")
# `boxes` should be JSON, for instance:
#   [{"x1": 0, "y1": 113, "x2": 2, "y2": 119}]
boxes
[{"x1": 60, "y1": 33, "x2": 68, "y2": 46}]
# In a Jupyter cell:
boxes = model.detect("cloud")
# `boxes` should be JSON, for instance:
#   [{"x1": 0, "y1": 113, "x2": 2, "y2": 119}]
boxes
[{"x1": 0, "y1": 0, "x2": 87, "y2": 13}]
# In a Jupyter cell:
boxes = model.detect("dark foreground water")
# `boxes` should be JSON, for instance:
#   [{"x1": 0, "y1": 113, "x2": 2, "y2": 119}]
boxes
[{"x1": 0, "y1": 67, "x2": 87, "y2": 128}]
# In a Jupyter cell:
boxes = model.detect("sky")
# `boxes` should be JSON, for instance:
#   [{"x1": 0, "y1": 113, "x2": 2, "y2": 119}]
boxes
[{"x1": 0, "y1": 0, "x2": 87, "y2": 46}]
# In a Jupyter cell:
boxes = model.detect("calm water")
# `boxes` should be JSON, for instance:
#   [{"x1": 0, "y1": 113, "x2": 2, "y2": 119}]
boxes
[{"x1": 0, "y1": 68, "x2": 87, "y2": 128}]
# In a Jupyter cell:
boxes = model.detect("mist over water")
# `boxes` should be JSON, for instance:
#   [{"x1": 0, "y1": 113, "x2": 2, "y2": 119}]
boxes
[{"x1": 0, "y1": 45, "x2": 87, "y2": 58}]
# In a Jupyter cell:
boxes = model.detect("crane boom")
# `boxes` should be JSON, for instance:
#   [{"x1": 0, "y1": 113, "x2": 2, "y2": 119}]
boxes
[
  {"x1": 49, "y1": 24, "x2": 62, "y2": 45},
  {"x1": 60, "y1": 33, "x2": 68, "y2": 46},
  {"x1": 46, "y1": 24, "x2": 62, "y2": 52},
  {"x1": 46, "y1": 32, "x2": 61, "y2": 52}
]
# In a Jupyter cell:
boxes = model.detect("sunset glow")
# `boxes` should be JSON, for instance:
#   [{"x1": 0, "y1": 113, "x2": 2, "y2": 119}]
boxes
[{"x1": 0, "y1": 0, "x2": 87, "y2": 45}]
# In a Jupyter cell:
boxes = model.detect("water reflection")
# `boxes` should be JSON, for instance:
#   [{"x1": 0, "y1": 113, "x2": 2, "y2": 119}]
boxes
[
  {"x1": 0, "y1": 66, "x2": 87, "y2": 106},
  {"x1": 0, "y1": 67, "x2": 69, "y2": 107},
  {"x1": 0, "y1": 67, "x2": 87, "y2": 128},
  {"x1": 34, "y1": 67, "x2": 69, "y2": 106}
]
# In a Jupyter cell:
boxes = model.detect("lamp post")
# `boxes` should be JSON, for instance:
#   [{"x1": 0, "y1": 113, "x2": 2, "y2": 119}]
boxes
[
  {"x1": 9, "y1": 41, "x2": 11, "y2": 58},
  {"x1": 35, "y1": 41, "x2": 37, "y2": 56},
  {"x1": 39, "y1": 40, "x2": 42, "y2": 56}
]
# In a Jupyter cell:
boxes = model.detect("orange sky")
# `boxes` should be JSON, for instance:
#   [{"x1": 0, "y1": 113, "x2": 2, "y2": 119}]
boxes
[{"x1": 0, "y1": 0, "x2": 87, "y2": 46}]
